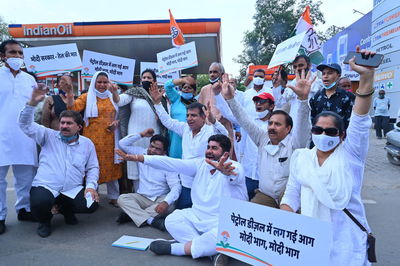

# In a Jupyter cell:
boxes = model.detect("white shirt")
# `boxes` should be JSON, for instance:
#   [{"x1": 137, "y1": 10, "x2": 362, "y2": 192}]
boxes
[
  {"x1": 226, "y1": 97, "x2": 311, "y2": 201},
  {"x1": 242, "y1": 118, "x2": 268, "y2": 180},
  {"x1": 19, "y1": 105, "x2": 99, "y2": 198},
  {"x1": 154, "y1": 103, "x2": 228, "y2": 187},
  {"x1": 0, "y1": 66, "x2": 37, "y2": 166},
  {"x1": 143, "y1": 156, "x2": 248, "y2": 231},
  {"x1": 119, "y1": 133, "x2": 181, "y2": 205},
  {"x1": 281, "y1": 112, "x2": 372, "y2": 265}
]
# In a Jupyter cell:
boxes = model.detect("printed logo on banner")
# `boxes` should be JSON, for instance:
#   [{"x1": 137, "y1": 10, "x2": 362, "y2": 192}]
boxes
[{"x1": 217, "y1": 198, "x2": 331, "y2": 266}]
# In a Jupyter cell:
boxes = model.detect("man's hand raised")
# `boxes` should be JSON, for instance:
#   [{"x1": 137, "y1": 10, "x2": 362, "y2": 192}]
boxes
[
  {"x1": 149, "y1": 82, "x2": 163, "y2": 105},
  {"x1": 206, "y1": 152, "x2": 237, "y2": 176},
  {"x1": 221, "y1": 73, "x2": 235, "y2": 100},
  {"x1": 287, "y1": 70, "x2": 316, "y2": 100},
  {"x1": 28, "y1": 84, "x2": 47, "y2": 106}
]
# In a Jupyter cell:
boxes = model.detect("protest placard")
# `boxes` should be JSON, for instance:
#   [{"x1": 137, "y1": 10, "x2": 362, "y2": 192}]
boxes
[
  {"x1": 157, "y1": 41, "x2": 198, "y2": 75},
  {"x1": 268, "y1": 32, "x2": 306, "y2": 69},
  {"x1": 140, "y1": 62, "x2": 179, "y2": 84},
  {"x1": 23, "y1": 43, "x2": 82, "y2": 77},
  {"x1": 82, "y1": 50, "x2": 135, "y2": 85},
  {"x1": 217, "y1": 198, "x2": 332, "y2": 266}
]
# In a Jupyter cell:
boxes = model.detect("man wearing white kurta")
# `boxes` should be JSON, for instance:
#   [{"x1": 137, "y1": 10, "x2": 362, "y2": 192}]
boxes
[
  {"x1": 118, "y1": 134, "x2": 248, "y2": 259},
  {"x1": 218, "y1": 72, "x2": 311, "y2": 208},
  {"x1": 150, "y1": 86, "x2": 228, "y2": 209},
  {"x1": 0, "y1": 40, "x2": 38, "y2": 233},
  {"x1": 19, "y1": 86, "x2": 100, "y2": 237},
  {"x1": 280, "y1": 49, "x2": 376, "y2": 265},
  {"x1": 116, "y1": 129, "x2": 181, "y2": 230}
]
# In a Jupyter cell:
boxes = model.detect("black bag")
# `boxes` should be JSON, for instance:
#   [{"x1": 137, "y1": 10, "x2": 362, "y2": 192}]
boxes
[{"x1": 343, "y1": 208, "x2": 377, "y2": 263}]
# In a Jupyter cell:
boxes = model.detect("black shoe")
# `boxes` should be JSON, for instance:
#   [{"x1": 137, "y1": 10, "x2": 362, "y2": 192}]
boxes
[
  {"x1": 0, "y1": 220, "x2": 5, "y2": 234},
  {"x1": 151, "y1": 216, "x2": 166, "y2": 231},
  {"x1": 37, "y1": 222, "x2": 51, "y2": 238},
  {"x1": 116, "y1": 212, "x2": 132, "y2": 224},
  {"x1": 18, "y1": 208, "x2": 37, "y2": 222},
  {"x1": 149, "y1": 240, "x2": 173, "y2": 255},
  {"x1": 64, "y1": 213, "x2": 78, "y2": 225}
]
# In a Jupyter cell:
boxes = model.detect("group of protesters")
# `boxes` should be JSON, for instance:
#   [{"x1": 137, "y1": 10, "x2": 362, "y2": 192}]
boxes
[{"x1": 0, "y1": 38, "x2": 377, "y2": 265}]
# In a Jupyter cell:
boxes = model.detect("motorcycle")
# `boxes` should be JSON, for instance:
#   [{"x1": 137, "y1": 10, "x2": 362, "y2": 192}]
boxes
[{"x1": 385, "y1": 121, "x2": 400, "y2": 165}]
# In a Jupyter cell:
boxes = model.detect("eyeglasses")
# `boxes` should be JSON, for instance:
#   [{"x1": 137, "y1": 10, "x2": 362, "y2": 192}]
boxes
[
  {"x1": 253, "y1": 99, "x2": 269, "y2": 104},
  {"x1": 311, "y1": 126, "x2": 339, "y2": 137}
]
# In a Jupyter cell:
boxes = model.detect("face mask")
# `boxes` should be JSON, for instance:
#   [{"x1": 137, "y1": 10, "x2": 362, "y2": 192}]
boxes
[
  {"x1": 379, "y1": 94, "x2": 384, "y2": 99},
  {"x1": 181, "y1": 92, "x2": 193, "y2": 100},
  {"x1": 312, "y1": 134, "x2": 340, "y2": 152},
  {"x1": 256, "y1": 109, "x2": 269, "y2": 119},
  {"x1": 209, "y1": 77, "x2": 220, "y2": 84},
  {"x1": 322, "y1": 81, "x2": 337, "y2": 90},
  {"x1": 142, "y1": 81, "x2": 152, "y2": 91},
  {"x1": 264, "y1": 144, "x2": 279, "y2": 156},
  {"x1": 253, "y1": 77, "x2": 265, "y2": 86},
  {"x1": 6, "y1": 57, "x2": 24, "y2": 71},
  {"x1": 60, "y1": 133, "x2": 78, "y2": 143},
  {"x1": 53, "y1": 88, "x2": 59, "y2": 95}
]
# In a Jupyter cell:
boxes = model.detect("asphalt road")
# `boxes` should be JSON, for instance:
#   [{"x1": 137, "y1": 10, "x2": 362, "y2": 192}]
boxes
[{"x1": 0, "y1": 129, "x2": 399, "y2": 266}]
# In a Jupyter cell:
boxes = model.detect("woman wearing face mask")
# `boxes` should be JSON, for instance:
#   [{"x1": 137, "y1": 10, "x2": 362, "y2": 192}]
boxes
[
  {"x1": 42, "y1": 74, "x2": 72, "y2": 130},
  {"x1": 280, "y1": 48, "x2": 377, "y2": 265},
  {"x1": 163, "y1": 76, "x2": 197, "y2": 158},
  {"x1": 114, "y1": 69, "x2": 168, "y2": 185},
  {"x1": 66, "y1": 71, "x2": 122, "y2": 206}
]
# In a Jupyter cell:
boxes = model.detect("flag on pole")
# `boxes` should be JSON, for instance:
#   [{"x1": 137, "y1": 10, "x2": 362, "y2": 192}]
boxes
[
  {"x1": 169, "y1": 9, "x2": 185, "y2": 47},
  {"x1": 295, "y1": 6, "x2": 324, "y2": 65}
]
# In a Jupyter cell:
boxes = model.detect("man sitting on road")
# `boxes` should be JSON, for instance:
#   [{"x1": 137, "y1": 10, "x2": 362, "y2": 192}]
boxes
[
  {"x1": 116, "y1": 134, "x2": 248, "y2": 260},
  {"x1": 19, "y1": 85, "x2": 99, "y2": 238},
  {"x1": 116, "y1": 128, "x2": 181, "y2": 231}
]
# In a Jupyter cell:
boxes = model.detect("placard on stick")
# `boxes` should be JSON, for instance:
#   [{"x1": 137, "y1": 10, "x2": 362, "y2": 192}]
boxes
[
  {"x1": 268, "y1": 32, "x2": 306, "y2": 69},
  {"x1": 140, "y1": 62, "x2": 179, "y2": 84},
  {"x1": 157, "y1": 41, "x2": 198, "y2": 75},
  {"x1": 23, "y1": 43, "x2": 82, "y2": 77},
  {"x1": 217, "y1": 198, "x2": 332, "y2": 266}
]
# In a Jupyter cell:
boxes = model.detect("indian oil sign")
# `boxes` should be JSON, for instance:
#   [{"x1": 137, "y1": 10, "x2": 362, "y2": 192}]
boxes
[{"x1": 23, "y1": 24, "x2": 73, "y2": 37}]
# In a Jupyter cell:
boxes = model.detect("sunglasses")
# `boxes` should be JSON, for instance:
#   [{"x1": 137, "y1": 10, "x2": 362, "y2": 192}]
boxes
[
  {"x1": 253, "y1": 99, "x2": 269, "y2": 104},
  {"x1": 311, "y1": 126, "x2": 339, "y2": 137}
]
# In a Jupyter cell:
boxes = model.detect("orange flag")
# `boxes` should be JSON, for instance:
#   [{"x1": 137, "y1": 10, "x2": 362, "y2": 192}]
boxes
[{"x1": 169, "y1": 9, "x2": 185, "y2": 47}]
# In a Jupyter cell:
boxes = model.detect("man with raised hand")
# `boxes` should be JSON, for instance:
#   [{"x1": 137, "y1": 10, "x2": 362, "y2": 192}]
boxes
[
  {"x1": 116, "y1": 134, "x2": 248, "y2": 260},
  {"x1": 220, "y1": 70, "x2": 312, "y2": 208},
  {"x1": 19, "y1": 85, "x2": 99, "y2": 237},
  {"x1": 149, "y1": 83, "x2": 228, "y2": 209}
]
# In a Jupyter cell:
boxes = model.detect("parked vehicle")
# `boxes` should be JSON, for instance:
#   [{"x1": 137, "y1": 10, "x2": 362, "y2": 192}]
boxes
[{"x1": 385, "y1": 121, "x2": 400, "y2": 165}]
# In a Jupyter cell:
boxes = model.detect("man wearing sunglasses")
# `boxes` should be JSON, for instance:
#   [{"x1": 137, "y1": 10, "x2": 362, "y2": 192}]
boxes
[
  {"x1": 280, "y1": 48, "x2": 376, "y2": 265},
  {"x1": 220, "y1": 70, "x2": 312, "y2": 209}
]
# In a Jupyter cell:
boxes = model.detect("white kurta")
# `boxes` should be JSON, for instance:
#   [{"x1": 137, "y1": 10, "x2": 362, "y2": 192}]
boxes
[
  {"x1": 118, "y1": 95, "x2": 160, "y2": 180},
  {"x1": 281, "y1": 112, "x2": 372, "y2": 266},
  {"x1": 0, "y1": 66, "x2": 37, "y2": 166}
]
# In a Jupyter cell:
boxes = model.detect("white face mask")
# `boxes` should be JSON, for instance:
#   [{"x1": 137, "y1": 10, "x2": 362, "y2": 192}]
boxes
[
  {"x1": 253, "y1": 77, "x2": 264, "y2": 86},
  {"x1": 6, "y1": 57, "x2": 24, "y2": 71},
  {"x1": 256, "y1": 109, "x2": 269, "y2": 119},
  {"x1": 312, "y1": 134, "x2": 340, "y2": 152},
  {"x1": 264, "y1": 144, "x2": 279, "y2": 156}
]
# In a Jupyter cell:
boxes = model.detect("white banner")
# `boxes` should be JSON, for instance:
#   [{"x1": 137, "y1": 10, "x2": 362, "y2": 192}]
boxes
[
  {"x1": 268, "y1": 32, "x2": 306, "y2": 69},
  {"x1": 217, "y1": 198, "x2": 332, "y2": 266},
  {"x1": 82, "y1": 50, "x2": 135, "y2": 85},
  {"x1": 140, "y1": 62, "x2": 179, "y2": 84},
  {"x1": 157, "y1": 41, "x2": 198, "y2": 75},
  {"x1": 23, "y1": 43, "x2": 82, "y2": 77}
]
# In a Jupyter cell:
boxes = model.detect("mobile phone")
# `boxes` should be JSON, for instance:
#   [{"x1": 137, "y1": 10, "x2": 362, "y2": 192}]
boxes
[{"x1": 343, "y1": 51, "x2": 384, "y2": 68}]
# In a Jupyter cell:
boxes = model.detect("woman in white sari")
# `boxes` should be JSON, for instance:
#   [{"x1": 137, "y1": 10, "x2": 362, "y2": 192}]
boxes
[{"x1": 280, "y1": 47, "x2": 376, "y2": 265}]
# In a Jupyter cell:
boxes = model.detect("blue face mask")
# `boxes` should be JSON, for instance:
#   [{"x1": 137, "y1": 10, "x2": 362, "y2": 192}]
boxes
[
  {"x1": 53, "y1": 88, "x2": 59, "y2": 95},
  {"x1": 322, "y1": 81, "x2": 337, "y2": 90},
  {"x1": 60, "y1": 133, "x2": 78, "y2": 143},
  {"x1": 181, "y1": 92, "x2": 193, "y2": 100}
]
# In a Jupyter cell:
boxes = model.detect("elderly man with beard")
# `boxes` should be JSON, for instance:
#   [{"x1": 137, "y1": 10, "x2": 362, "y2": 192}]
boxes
[
  {"x1": 116, "y1": 134, "x2": 248, "y2": 259},
  {"x1": 220, "y1": 70, "x2": 313, "y2": 208},
  {"x1": 280, "y1": 47, "x2": 376, "y2": 265},
  {"x1": 19, "y1": 85, "x2": 99, "y2": 237}
]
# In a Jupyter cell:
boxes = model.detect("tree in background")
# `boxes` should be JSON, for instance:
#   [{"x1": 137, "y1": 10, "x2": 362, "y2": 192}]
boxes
[
  {"x1": 235, "y1": 0, "x2": 325, "y2": 80},
  {"x1": 0, "y1": 16, "x2": 10, "y2": 42},
  {"x1": 319, "y1": 25, "x2": 345, "y2": 42}
]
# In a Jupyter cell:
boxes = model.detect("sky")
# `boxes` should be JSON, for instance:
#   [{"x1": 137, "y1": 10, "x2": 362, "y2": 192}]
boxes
[{"x1": 1, "y1": 0, "x2": 373, "y2": 75}]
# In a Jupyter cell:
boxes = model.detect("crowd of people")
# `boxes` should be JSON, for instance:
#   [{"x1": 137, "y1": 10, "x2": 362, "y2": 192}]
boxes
[{"x1": 1, "y1": 39, "x2": 378, "y2": 265}]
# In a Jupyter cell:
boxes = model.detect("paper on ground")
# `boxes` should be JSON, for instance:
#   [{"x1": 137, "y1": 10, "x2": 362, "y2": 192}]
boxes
[{"x1": 112, "y1": 235, "x2": 154, "y2": 251}]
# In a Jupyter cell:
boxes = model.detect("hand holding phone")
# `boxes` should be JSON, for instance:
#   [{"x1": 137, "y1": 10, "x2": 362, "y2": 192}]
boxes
[{"x1": 343, "y1": 51, "x2": 384, "y2": 68}]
